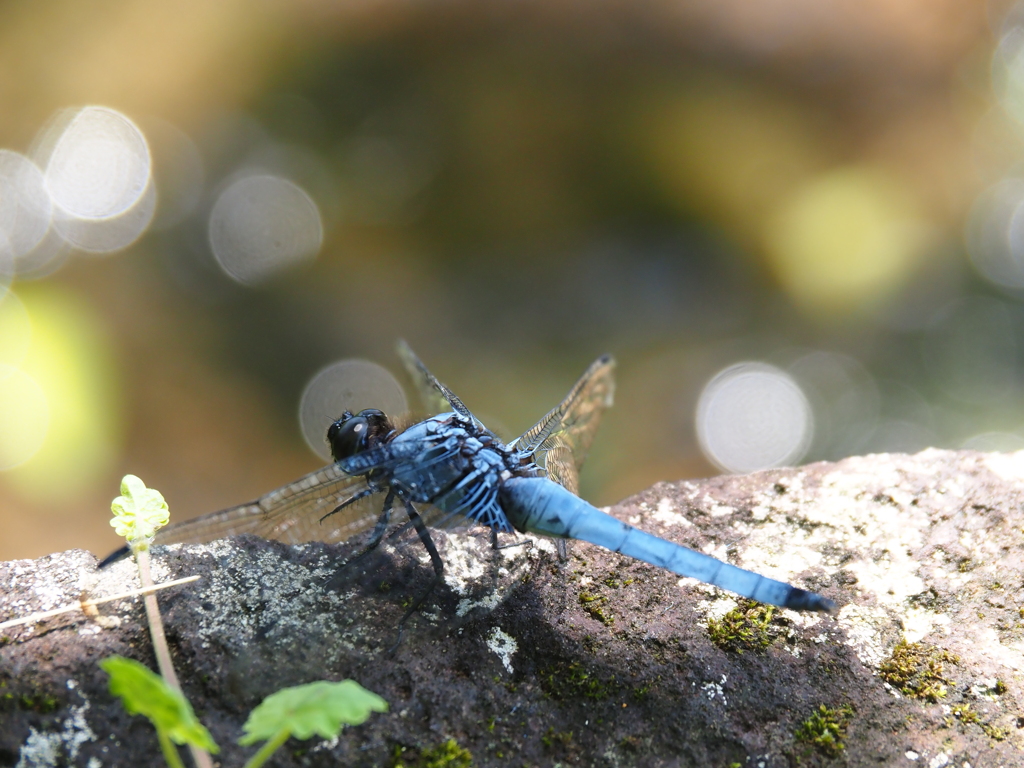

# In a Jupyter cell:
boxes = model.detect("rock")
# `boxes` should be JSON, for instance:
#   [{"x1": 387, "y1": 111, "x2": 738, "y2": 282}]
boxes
[{"x1": 2, "y1": 449, "x2": 1023, "y2": 767}]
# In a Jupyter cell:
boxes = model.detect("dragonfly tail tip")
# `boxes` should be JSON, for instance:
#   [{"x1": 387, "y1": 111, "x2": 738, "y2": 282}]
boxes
[
  {"x1": 784, "y1": 588, "x2": 839, "y2": 614},
  {"x1": 97, "y1": 544, "x2": 131, "y2": 569},
  {"x1": 817, "y1": 596, "x2": 840, "y2": 615}
]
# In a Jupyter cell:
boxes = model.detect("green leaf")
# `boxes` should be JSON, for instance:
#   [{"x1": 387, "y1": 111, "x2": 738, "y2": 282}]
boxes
[
  {"x1": 100, "y1": 656, "x2": 218, "y2": 753},
  {"x1": 239, "y1": 680, "x2": 388, "y2": 746},
  {"x1": 110, "y1": 474, "x2": 170, "y2": 545}
]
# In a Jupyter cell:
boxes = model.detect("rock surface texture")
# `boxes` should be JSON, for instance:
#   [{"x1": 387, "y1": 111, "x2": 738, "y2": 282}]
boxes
[{"x1": 2, "y1": 449, "x2": 1023, "y2": 767}]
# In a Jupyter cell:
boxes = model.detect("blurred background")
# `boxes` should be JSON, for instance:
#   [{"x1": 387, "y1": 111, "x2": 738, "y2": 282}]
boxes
[{"x1": 1, "y1": 0, "x2": 1021, "y2": 560}]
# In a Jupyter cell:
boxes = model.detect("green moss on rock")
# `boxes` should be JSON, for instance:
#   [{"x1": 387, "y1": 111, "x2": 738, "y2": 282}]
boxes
[
  {"x1": 794, "y1": 704, "x2": 854, "y2": 757},
  {"x1": 879, "y1": 640, "x2": 959, "y2": 702}
]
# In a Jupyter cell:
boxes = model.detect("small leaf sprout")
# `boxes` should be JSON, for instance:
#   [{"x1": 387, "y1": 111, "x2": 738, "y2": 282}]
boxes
[
  {"x1": 239, "y1": 680, "x2": 388, "y2": 768},
  {"x1": 106, "y1": 475, "x2": 213, "y2": 768},
  {"x1": 110, "y1": 473, "x2": 170, "y2": 549},
  {"x1": 101, "y1": 656, "x2": 219, "y2": 768},
  {"x1": 101, "y1": 476, "x2": 387, "y2": 768}
]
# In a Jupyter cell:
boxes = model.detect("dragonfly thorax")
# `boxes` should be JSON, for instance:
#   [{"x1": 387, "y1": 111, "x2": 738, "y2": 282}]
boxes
[{"x1": 377, "y1": 413, "x2": 531, "y2": 533}]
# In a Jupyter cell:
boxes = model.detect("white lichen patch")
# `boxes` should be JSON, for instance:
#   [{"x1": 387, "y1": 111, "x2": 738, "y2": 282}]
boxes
[
  {"x1": 530, "y1": 536, "x2": 558, "y2": 555},
  {"x1": 903, "y1": 608, "x2": 951, "y2": 643},
  {"x1": 651, "y1": 497, "x2": 692, "y2": 528},
  {"x1": 709, "y1": 449, "x2": 1024, "y2": 694},
  {"x1": 749, "y1": 500, "x2": 772, "y2": 521},
  {"x1": 486, "y1": 627, "x2": 518, "y2": 673},
  {"x1": 694, "y1": 596, "x2": 738, "y2": 620},
  {"x1": 837, "y1": 604, "x2": 896, "y2": 668},
  {"x1": 169, "y1": 528, "x2": 534, "y2": 657},
  {"x1": 678, "y1": 578, "x2": 721, "y2": 600},
  {"x1": 782, "y1": 609, "x2": 823, "y2": 630},
  {"x1": 441, "y1": 536, "x2": 490, "y2": 596},
  {"x1": 736, "y1": 528, "x2": 824, "y2": 584},
  {"x1": 699, "y1": 674, "x2": 728, "y2": 706},
  {"x1": 312, "y1": 735, "x2": 340, "y2": 752},
  {"x1": 747, "y1": 462, "x2": 929, "y2": 608},
  {"x1": 971, "y1": 678, "x2": 1005, "y2": 701},
  {"x1": 30, "y1": 581, "x2": 68, "y2": 612},
  {"x1": 146, "y1": 555, "x2": 174, "y2": 584},
  {"x1": 189, "y1": 542, "x2": 355, "y2": 656},
  {"x1": 676, "y1": 480, "x2": 701, "y2": 501},
  {"x1": 438, "y1": 531, "x2": 534, "y2": 601},
  {"x1": 456, "y1": 591, "x2": 504, "y2": 617},
  {"x1": 16, "y1": 730, "x2": 61, "y2": 768},
  {"x1": 700, "y1": 542, "x2": 729, "y2": 561},
  {"x1": 966, "y1": 627, "x2": 1023, "y2": 671},
  {"x1": 706, "y1": 498, "x2": 734, "y2": 518},
  {"x1": 16, "y1": 686, "x2": 95, "y2": 768}
]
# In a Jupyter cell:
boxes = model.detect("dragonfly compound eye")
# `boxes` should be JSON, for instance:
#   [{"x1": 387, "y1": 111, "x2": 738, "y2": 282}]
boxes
[{"x1": 328, "y1": 408, "x2": 392, "y2": 461}]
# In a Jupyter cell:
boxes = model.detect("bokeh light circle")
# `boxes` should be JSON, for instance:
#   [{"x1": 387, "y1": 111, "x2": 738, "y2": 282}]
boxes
[
  {"x1": 44, "y1": 107, "x2": 151, "y2": 219},
  {"x1": 0, "y1": 365, "x2": 50, "y2": 470},
  {"x1": 299, "y1": 359, "x2": 407, "y2": 461},
  {"x1": 764, "y1": 166, "x2": 925, "y2": 315},
  {"x1": 208, "y1": 174, "x2": 322, "y2": 285},
  {"x1": 55, "y1": 181, "x2": 156, "y2": 253},
  {"x1": 696, "y1": 362, "x2": 813, "y2": 474},
  {"x1": 0, "y1": 150, "x2": 52, "y2": 263},
  {"x1": 961, "y1": 432, "x2": 1024, "y2": 452},
  {"x1": 965, "y1": 178, "x2": 1024, "y2": 290},
  {"x1": 1, "y1": 285, "x2": 123, "y2": 501},
  {"x1": 12, "y1": 226, "x2": 71, "y2": 279},
  {"x1": 0, "y1": 230, "x2": 13, "y2": 289}
]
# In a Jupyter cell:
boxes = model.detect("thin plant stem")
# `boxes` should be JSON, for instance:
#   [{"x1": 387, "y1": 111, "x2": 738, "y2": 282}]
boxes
[
  {"x1": 136, "y1": 548, "x2": 214, "y2": 768},
  {"x1": 156, "y1": 727, "x2": 187, "y2": 768},
  {"x1": 135, "y1": 549, "x2": 181, "y2": 690},
  {"x1": 243, "y1": 728, "x2": 292, "y2": 768},
  {"x1": 0, "y1": 575, "x2": 200, "y2": 631}
]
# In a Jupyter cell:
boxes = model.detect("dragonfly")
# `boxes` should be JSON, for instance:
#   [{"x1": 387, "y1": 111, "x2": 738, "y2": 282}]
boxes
[{"x1": 101, "y1": 342, "x2": 836, "y2": 640}]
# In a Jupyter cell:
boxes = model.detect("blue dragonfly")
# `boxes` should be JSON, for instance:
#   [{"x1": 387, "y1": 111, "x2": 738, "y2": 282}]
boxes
[{"x1": 103, "y1": 342, "x2": 836, "y2": 636}]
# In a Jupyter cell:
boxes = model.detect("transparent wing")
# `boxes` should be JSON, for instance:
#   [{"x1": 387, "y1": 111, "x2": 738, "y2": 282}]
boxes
[
  {"x1": 397, "y1": 339, "x2": 481, "y2": 424},
  {"x1": 511, "y1": 355, "x2": 615, "y2": 495},
  {"x1": 152, "y1": 465, "x2": 384, "y2": 547},
  {"x1": 152, "y1": 428, "x2": 488, "y2": 552}
]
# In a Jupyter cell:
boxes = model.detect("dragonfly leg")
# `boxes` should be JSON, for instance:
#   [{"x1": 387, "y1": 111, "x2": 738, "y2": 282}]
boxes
[
  {"x1": 556, "y1": 539, "x2": 569, "y2": 561},
  {"x1": 326, "y1": 491, "x2": 397, "y2": 592},
  {"x1": 490, "y1": 528, "x2": 533, "y2": 552},
  {"x1": 319, "y1": 486, "x2": 378, "y2": 524},
  {"x1": 345, "y1": 489, "x2": 397, "y2": 567},
  {"x1": 390, "y1": 500, "x2": 444, "y2": 653}
]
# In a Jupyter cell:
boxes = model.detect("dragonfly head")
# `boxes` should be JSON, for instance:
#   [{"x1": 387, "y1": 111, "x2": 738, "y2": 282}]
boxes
[{"x1": 327, "y1": 408, "x2": 393, "y2": 461}]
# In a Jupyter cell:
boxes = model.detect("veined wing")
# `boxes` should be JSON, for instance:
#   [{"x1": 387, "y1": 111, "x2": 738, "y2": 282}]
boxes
[
  {"x1": 397, "y1": 339, "x2": 482, "y2": 427},
  {"x1": 152, "y1": 464, "x2": 383, "y2": 548},
  {"x1": 154, "y1": 429, "x2": 476, "y2": 550},
  {"x1": 510, "y1": 355, "x2": 615, "y2": 494}
]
